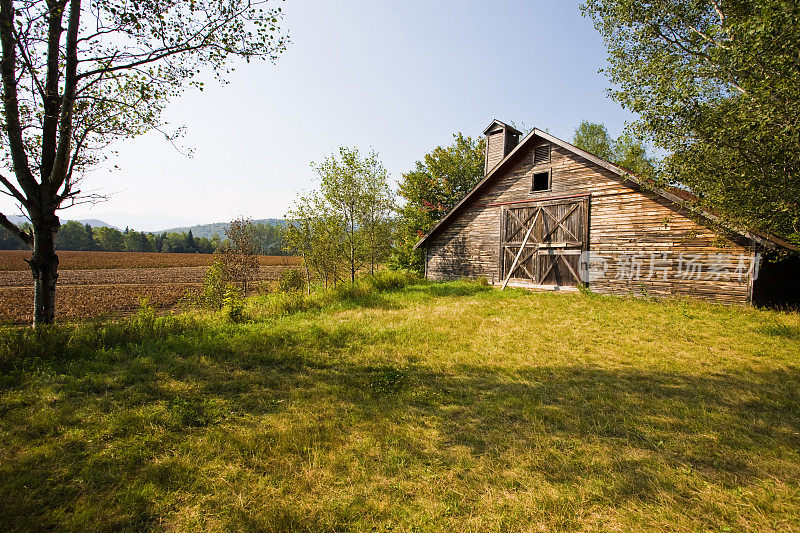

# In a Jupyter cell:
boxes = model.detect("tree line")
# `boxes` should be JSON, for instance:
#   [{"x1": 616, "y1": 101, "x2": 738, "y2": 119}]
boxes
[{"x1": 0, "y1": 220, "x2": 291, "y2": 255}]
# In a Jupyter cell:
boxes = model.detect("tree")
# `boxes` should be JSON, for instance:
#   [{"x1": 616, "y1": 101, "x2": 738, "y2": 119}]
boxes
[
  {"x1": 391, "y1": 133, "x2": 485, "y2": 273},
  {"x1": 572, "y1": 121, "x2": 656, "y2": 179},
  {"x1": 0, "y1": 1, "x2": 288, "y2": 325},
  {"x1": 572, "y1": 122, "x2": 615, "y2": 162},
  {"x1": 219, "y1": 217, "x2": 259, "y2": 295},
  {"x1": 123, "y1": 230, "x2": 150, "y2": 252},
  {"x1": 252, "y1": 222, "x2": 288, "y2": 256},
  {"x1": 83, "y1": 224, "x2": 96, "y2": 250},
  {"x1": 93, "y1": 226, "x2": 124, "y2": 251},
  {"x1": 581, "y1": 0, "x2": 800, "y2": 245},
  {"x1": 287, "y1": 147, "x2": 394, "y2": 284},
  {"x1": 184, "y1": 229, "x2": 197, "y2": 253},
  {"x1": 55, "y1": 220, "x2": 93, "y2": 250},
  {"x1": 284, "y1": 207, "x2": 344, "y2": 289}
]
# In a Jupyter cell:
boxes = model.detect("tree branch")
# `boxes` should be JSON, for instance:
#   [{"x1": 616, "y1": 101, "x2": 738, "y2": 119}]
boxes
[
  {"x1": 0, "y1": 211, "x2": 33, "y2": 245},
  {"x1": 0, "y1": 171, "x2": 29, "y2": 206},
  {"x1": 49, "y1": 0, "x2": 81, "y2": 193},
  {"x1": 0, "y1": 0, "x2": 39, "y2": 198},
  {"x1": 40, "y1": 0, "x2": 68, "y2": 181}
]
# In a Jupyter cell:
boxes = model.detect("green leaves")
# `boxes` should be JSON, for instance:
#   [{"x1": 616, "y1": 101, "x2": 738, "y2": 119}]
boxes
[
  {"x1": 582, "y1": 0, "x2": 800, "y2": 245},
  {"x1": 287, "y1": 147, "x2": 394, "y2": 285},
  {"x1": 390, "y1": 133, "x2": 485, "y2": 273}
]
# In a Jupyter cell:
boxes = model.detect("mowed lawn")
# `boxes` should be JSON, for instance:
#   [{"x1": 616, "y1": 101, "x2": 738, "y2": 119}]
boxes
[{"x1": 1, "y1": 282, "x2": 799, "y2": 531}]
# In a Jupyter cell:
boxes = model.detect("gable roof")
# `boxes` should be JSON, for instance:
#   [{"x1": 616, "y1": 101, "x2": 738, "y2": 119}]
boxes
[
  {"x1": 414, "y1": 127, "x2": 796, "y2": 252},
  {"x1": 483, "y1": 119, "x2": 522, "y2": 136}
]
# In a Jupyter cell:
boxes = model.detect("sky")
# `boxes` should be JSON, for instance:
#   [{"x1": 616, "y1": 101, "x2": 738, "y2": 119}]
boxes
[{"x1": 1, "y1": 0, "x2": 637, "y2": 232}]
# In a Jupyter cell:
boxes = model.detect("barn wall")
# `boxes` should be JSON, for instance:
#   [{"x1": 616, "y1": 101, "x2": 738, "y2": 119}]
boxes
[{"x1": 425, "y1": 140, "x2": 754, "y2": 303}]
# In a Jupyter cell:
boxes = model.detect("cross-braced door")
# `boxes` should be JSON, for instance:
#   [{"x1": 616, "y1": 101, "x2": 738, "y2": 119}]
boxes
[{"x1": 500, "y1": 197, "x2": 588, "y2": 287}]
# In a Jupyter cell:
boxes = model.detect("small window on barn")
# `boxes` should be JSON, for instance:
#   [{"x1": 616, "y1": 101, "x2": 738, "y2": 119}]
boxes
[
  {"x1": 532, "y1": 170, "x2": 551, "y2": 192},
  {"x1": 534, "y1": 144, "x2": 550, "y2": 165}
]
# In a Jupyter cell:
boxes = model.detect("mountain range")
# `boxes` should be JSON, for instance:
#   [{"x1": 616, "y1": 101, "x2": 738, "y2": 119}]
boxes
[
  {"x1": 156, "y1": 219, "x2": 288, "y2": 239},
  {"x1": 5, "y1": 215, "x2": 288, "y2": 240},
  {"x1": 7, "y1": 215, "x2": 118, "y2": 229}
]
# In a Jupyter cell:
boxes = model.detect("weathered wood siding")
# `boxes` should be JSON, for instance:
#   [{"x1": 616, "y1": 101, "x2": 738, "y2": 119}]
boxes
[
  {"x1": 425, "y1": 139, "x2": 754, "y2": 303},
  {"x1": 484, "y1": 131, "x2": 506, "y2": 173}
]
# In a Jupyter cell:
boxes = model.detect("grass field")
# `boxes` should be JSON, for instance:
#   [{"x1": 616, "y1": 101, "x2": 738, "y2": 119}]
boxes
[
  {"x1": 0, "y1": 251, "x2": 300, "y2": 324},
  {"x1": 1, "y1": 279, "x2": 799, "y2": 531}
]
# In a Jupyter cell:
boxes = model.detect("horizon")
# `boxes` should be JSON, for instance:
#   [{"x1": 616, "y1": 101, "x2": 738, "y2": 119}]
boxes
[{"x1": 0, "y1": 0, "x2": 636, "y2": 232}]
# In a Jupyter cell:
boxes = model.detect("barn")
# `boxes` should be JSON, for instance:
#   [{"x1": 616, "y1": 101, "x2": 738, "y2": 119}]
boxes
[{"x1": 414, "y1": 120, "x2": 798, "y2": 306}]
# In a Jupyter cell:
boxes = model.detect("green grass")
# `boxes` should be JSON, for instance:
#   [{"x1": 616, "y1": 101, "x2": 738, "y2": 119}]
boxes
[{"x1": 1, "y1": 280, "x2": 799, "y2": 531}]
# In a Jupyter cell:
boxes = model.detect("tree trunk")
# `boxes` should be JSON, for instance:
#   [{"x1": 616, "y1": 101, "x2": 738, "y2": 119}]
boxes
[
  {"x1": 350, "y1": 245, "x2": 356, "y2": 284},
  {"x1": 302, "y1": 252, "x2": 311, "y2": 295},
  {"x1": 30, "y1": 219, "x2": 60, "y2": 326}
]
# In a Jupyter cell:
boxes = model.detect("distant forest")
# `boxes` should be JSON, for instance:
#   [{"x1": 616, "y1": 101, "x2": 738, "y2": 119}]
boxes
[{"x1": 0, "y1": 220, "x2": 291, "y2": 255}]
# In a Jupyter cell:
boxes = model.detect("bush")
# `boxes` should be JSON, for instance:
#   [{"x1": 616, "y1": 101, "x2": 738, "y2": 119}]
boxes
[
  {"x1": 364, "y1": 270, "x2": 415, "y2": 292},
  {"x1": 222, "y1": 286, "x2": 245, "y2": 322},
  {"x1": 278, "y1": 268, "x2": 306, "y2": 293},
  {"x1": 133, "y1": 297, "x2": 157, "y2": 333},
  {"x1": 252, "y1": 290, "x2": 319, "y2": 317},
  {"x1": 200, "y1": 258, "x2": 229, "y2": 310},
  {"x1": 330, "y1": 282, "x2": 372, "y2": 301}
]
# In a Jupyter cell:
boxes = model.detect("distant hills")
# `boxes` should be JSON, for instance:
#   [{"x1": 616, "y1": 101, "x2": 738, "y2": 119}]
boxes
[
  {"x1": 5, "y1": 215, "x2": 288, "y2": 239},
  {"x1": 154, "y1": 219, "x2": 288, "y2": 239},
  {"x1": 7, "y1": 215, "x2": 118, "y2": 229}
]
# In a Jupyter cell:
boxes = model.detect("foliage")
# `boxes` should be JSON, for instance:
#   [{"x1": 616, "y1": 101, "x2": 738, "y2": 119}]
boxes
[
  {"x1": 572, "y1": 121, "x2": 615, "y2": 161},
  {"x1": 48, "y1": 224, "x2": 218, "y2": 254},
  {"x1": 218, "y1": 217, "x2": 260, "y2": 295},
  {"x1": 572, "y1": 121, "x2": 657, "y2": 178},
  {"x1": 222, "y1": 286, "x2": 245, "y2": 323},
  {"x1": 286, "y1": 147, "x2": 394, "y2": 285},
  {"x1": 278, "y1": 268, "x2": 306, "y2": 293},
  {"x1": 133, "y1": 297, "x2": 157, "y2": 334},
  {"x1": 199, "y1": 259, "x2": 229, "y2": 311},
  {"x1": 363, "y1": 270, "x2": 416, "y2": 292},
  {"x1": 581, "y1": 0, "x2": 800, "y2": 244},
  {"x1": 284, "y1": 213, "x2": 344, "y2": 289},
  {"x1": 391, "y1": 133, "x2": 486, "y2": 273},
  {"x1": 93, "y1": 227, "x2": 125, "y2": 252},
  {"x1": 55, "y1": 221, "x2": 95, "y2": 251},
  {"x1": 252, "y1": 222, "x2": 289, "y2": 255}
]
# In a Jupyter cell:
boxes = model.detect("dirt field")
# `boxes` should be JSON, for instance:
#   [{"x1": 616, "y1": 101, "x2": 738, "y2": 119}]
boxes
[{"x1": 0, "y1": 251, "x2": 300, "y2": 324}]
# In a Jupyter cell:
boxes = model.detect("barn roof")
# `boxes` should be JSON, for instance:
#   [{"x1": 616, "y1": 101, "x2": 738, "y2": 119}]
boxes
[
  {"x1": 483, "y1": 119, "x2": 521, "y2": 136},
  {"x1": 413, "y1": 128, "x2": 796, "y2": 252}
]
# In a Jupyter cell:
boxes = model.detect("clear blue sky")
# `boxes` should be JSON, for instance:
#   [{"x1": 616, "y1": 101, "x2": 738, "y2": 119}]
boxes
[{"x1": 3, "y1": 0, "x2": 636, "y2": 231}]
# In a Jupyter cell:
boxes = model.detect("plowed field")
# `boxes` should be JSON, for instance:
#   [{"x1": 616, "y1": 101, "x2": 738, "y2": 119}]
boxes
[{"x1": 0, "y1": 251, "x2": 300, "y2": 324}]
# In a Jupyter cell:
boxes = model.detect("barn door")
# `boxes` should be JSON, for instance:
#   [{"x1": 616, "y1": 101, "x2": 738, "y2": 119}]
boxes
[{"x1": 500, "y1": 197, "x2": 588, "y2": 286}]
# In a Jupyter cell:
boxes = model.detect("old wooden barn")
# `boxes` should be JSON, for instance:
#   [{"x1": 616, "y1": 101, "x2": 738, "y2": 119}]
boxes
[{"x1": 415, "y1": 120, "x2": 798, "y2": 306}]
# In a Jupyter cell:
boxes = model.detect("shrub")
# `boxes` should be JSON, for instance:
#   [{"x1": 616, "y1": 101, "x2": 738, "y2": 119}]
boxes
[
  {"x1": 222, "y1": 286, "x2": 245, "y2": 322},
  {"x1": 278, "y1": 268, "x2": 306, "y2": 293},
  {"x1": 364, "y1": 270, "x2": 415, "y2": 292},
  {"x1": 200, "y1": 258, "x2": 229, "y2": 310},
  {"x1": 134, "y1": 297, "x2": 157, "y2": 333},
  {"x1": 330, "y1": 282, "x2": 372, "y2": 301}
]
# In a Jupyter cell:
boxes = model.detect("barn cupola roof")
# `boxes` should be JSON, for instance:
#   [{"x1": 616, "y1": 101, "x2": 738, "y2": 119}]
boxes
[{"x1": 483, "y1": 119, "x2": 522, "y2": 175}]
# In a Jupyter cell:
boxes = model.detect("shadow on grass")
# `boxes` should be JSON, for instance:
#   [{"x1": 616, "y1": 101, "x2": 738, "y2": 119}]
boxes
[
  {"x1": 757, "y1": 322, "x2": 800, "y2": 341},
  {"x1": 1, "y1": 319, "x2": 799, "y2": 530}
]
